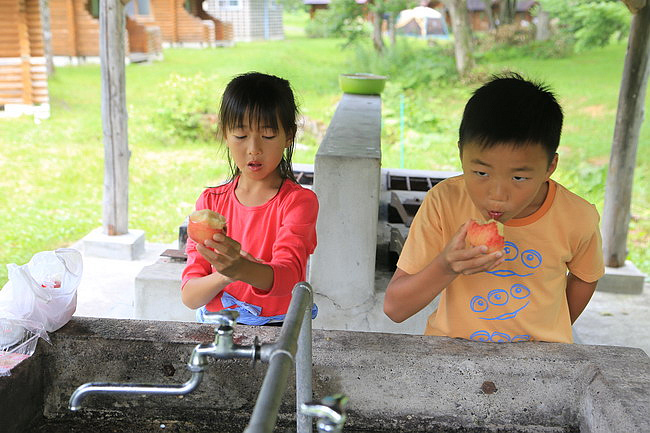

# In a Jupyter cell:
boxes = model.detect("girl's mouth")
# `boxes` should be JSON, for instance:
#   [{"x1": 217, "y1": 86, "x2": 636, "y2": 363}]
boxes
[{"x1": 247, "y1": 161, "x2": 262, "y2": 171}]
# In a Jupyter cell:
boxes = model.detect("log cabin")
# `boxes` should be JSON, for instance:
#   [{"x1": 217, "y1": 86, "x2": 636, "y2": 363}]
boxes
[{"x1": 0, "y1": 0, "x2": 49, "y2": 117}]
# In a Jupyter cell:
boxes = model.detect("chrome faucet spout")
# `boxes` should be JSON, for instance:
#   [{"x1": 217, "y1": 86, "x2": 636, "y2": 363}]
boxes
[
  {"x1": 301, "y1": 394, "x2": 349, "y2": 433},
  {"x1": 68, "y1": 370, "x2": 204, "y2": 411}
]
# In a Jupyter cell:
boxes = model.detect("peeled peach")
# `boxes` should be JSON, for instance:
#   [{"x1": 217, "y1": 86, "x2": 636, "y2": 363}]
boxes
[
  {"x1": 187, "y1": 209, "x2": 227, "y2": 245},
  {"x1": 466, "y1": 219, "x2": 505, "y2": 253}
]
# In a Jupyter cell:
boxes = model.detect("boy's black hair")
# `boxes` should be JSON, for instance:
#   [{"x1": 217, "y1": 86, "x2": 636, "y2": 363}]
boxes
[
  {"x1": 219, "y1": 72, "x2": 298, "y2": 182},
  {"x1": 458, "y1": 72, "x2": 563, "y2": 164}
]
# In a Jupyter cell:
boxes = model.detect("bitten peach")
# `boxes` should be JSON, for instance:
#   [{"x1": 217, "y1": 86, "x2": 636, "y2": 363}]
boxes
[
  {"x1": 466, "y1": 219, "x2": 505, "y2": 253},
  {"x1": 187, "y1": 209, "x2": 227, "y2": 245}
]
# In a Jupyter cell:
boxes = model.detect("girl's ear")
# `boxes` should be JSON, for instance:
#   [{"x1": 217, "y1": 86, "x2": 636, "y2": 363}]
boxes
[{"x1": 284, "y1": 127, "x2": 295, "y2": 148}]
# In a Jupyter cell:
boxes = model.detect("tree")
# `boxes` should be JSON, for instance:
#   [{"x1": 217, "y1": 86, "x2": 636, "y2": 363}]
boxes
[
  {"x1": 496, "y1": 0, "x2": 517, "y2": 25},
  {"x1": 481, "y1": 0, "x2": 497, "y2": 30},
  {"x1": 318, "y1": 0, "x2": 415, "y2": 53},
  {"x1": 442, "y1": 0, "x2": 474, "y2": 78},
  {"x1": 368, "y1": 0, "x2": 416, "y2": 53}
]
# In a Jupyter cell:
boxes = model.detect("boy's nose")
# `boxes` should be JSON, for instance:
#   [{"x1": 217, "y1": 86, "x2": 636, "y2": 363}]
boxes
[{"x1": 488, "y1": 182, "x2": 508, "y2": 202}]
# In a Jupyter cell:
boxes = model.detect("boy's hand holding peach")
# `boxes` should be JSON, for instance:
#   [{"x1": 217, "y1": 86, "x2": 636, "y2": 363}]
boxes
[{"x1": 440, "y1": 220, "x2": 505, "y2": 276}]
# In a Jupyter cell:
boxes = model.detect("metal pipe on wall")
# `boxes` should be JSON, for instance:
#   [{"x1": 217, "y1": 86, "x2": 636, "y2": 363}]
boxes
[{"x1": 245, "y1": 282, "x2": 313, "y2": 433}]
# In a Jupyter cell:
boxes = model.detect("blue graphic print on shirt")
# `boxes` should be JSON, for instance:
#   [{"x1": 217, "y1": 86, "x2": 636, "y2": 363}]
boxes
[{"x1": 469, "y1": 241, "x2": 543, "y2": 343}]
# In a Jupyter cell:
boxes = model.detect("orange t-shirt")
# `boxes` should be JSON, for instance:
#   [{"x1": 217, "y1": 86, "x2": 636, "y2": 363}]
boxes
[{"x1": 397, "y1": 175, "x2": 604, "y2": 343}]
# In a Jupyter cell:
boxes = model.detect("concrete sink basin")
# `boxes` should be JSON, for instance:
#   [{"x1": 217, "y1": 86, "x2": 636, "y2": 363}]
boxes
[{"x1": 1, "y1": 317, "x2": 648, "y2": 432}]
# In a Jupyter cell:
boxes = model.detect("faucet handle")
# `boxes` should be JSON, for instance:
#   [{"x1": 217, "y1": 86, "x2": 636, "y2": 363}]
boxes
[
  {"x1": 204, "y1": 309, "x2": 239, "y2": 328},
  {"x1": 300, "y1": 394, "x2": 348, "y2": 433}
]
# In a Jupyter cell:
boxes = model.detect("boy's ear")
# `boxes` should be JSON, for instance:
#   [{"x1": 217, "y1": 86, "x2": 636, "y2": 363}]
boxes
[{"x1": 546, "y1": 153, "x2": 559, "y2": 178}]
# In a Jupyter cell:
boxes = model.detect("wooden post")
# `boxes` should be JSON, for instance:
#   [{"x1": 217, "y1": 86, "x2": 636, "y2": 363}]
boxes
[
  {"x1": 602, "y1": 3, "x2": 650, "y2": 267},
  {"x1": 100, "y1": 0, "x2": 130, "y2": 235}
]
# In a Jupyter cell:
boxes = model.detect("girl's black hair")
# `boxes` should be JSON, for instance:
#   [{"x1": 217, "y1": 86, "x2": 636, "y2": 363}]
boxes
[
  {"x1": 458, "y1": 72, "x2": 563, "y2": 165},
  {"x1": 219, "y1": 72, "x2": 298, "y2": 183}
]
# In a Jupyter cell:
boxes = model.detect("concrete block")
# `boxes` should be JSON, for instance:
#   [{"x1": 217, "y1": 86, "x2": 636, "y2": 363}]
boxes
[
  {"x1": 82, "y1": 227, "x2": 145, "y2": 260},
  {"x1": 310, "y1": 94, "x2": 382, "y2": 317},
  {"x1": 597, "y1": 260, "x2": 646, "y2": 294},
  {"x1": 134, "y1": 260, "x2": 194, "y2": 322}
]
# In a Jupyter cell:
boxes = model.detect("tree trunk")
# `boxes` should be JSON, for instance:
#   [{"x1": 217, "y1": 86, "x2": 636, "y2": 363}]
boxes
[
  {"x1": 482, "y1": 0, "x2": 496, "y2": 30},
  {"x1": 535, "y1": 9, "x2": 550, "y2": 41},
  {"x1": 602, "y1": 5, "x2": 650, "y2": 267},
  {"x1": 100, "y1": 0, "x2": 130, "y2": 235},
  {"x1": 498, "y1": 0, "x2": 516, "y2": 25},
  {"x1": 388, "y1": 11, "x2": 396, "y2": 46},
  {"x1": 372, "y1": 10, "x2": 385, "y2": 53},
  {"x1": 444, "y1": 0, "x2": 474, "y2": 78},
  {"x1": 39, "y1": 0, "x2": 54, "y2": 77}
]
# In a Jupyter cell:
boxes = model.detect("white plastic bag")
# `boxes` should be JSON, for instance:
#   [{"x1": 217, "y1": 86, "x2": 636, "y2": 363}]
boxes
[
  {"x1": 0, "y1": 248, "x2": 83, "y2": 332},
  {"x1": 0, "y1": 318, "x2": 50, "y2": 376}
]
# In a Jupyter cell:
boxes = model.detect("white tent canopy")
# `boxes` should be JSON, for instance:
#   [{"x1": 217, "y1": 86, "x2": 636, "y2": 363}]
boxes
[{"x1": 396, "y1": 6, "x2": 449, "y2": 38}]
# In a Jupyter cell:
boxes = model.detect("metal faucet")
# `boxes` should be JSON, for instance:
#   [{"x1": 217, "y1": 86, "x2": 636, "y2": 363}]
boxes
[
  {"x1": 69, "y1": 310, "x2": 260, "y2": 411},
  {"x1": 69, "y1": 281, "x2": 322, "y2": 433},
  {"x1": 301, "y1": 394, "x2": 349, "y2": 433},
  {"x1": 188, "y1": 310, "x2": 260, "y2": 370}
]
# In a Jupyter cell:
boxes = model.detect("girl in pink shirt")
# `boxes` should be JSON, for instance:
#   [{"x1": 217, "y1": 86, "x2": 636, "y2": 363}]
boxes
[{"x1": 181, "y1": 72, "x2": 319, "y2": 325}]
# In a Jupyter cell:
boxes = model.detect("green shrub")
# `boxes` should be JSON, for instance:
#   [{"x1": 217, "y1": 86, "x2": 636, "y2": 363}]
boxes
[
  {"x1": 476, "y1": 23, "x2": 572, "y2": 61},
  {"x1": 305, "y1": 10, "x2": 334, "y2": 38},
  {"x1": 349, "y1": 39, "x2": 456, "y2": 90},
  {"x1": 305, "y1": 0, "x2": 370, "y2": 43},
  {"x1": 538, "y1": 0, "x2": 630, "y2": 52},
  {"x1": 151, "y1": 73, "x2": 222, "y2": 143}
]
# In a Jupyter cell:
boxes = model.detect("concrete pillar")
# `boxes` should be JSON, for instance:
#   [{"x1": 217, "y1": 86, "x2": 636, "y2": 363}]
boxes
[{"x1": 309, "y1": 94, "x2": 381, "y2": 329}]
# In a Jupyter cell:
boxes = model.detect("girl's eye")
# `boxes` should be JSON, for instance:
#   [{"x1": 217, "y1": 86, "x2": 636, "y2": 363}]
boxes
[
  {"x1": 233, "y1": 135, "x2": 246, "y2": 139},
  {"x1": 263, "y1": 135, "x2": 276, "y2": 140},
  {"x1": 474, "y1": 171, "x2": 488, "y2": 177}
]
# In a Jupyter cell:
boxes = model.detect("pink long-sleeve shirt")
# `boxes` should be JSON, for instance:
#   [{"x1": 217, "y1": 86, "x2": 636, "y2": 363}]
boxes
[{"x1": 182, "y1": 177, "x2": 318, "y2": 317}]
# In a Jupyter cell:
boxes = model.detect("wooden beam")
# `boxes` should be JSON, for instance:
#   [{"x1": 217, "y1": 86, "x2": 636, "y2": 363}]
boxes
[
  {"x1": 602, "y1": 4, "x2": 650, "y2": 266},
  {"x1": 100, "y1": 0, "x2": 130, "y2": 235}
]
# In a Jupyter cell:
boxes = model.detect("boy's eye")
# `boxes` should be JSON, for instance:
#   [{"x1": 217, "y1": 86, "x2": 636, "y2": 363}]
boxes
[
  {"x1": 262, "y1": 135, "x2": 277, "y2": 140},
  {"x1": 233, "y1": 135, "x2": 246, "y2": 139},
  {"x1": 513, "y1": 176, "x2": 528, "y2": 181},
  {"x1": 474, "y1": 171, "x2": 488, "y2": 177}
]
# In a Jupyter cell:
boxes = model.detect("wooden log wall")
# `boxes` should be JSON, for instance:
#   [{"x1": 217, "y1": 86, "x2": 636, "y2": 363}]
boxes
[
  {"x1": 188, "y1": 0, "x2": 233, "y2": 41},
  {"x1": 197, "y1": 10, "x2": 233, "y2": 41},
  {"x1": 0, "y1": 0, "x2": 48, "y2": 106},
  {"x1": 126, "y1": 15, "x2": 162, "y2": 54},
  {"x1": 149, "y1": 0, "x2": 215, "y2": 44},
  {"x1": 50, "y1": 0, "x2": 100, "y2": 56}
]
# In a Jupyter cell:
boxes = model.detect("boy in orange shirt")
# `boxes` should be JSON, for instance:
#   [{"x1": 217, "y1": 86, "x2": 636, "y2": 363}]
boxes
[{"x1": 384, "y1": 73, "x2": 604, "y2": 343}]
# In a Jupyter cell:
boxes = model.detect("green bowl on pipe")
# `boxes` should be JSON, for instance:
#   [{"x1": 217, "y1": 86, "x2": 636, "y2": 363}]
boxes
[{"x1": 339, "y1": 73, "x2": 387, "y2": 95}]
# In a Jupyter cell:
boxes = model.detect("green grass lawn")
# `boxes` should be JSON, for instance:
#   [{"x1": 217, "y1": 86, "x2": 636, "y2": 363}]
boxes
[{"x1": 0, "y1": 14, "x2": 648, "y2": 286}]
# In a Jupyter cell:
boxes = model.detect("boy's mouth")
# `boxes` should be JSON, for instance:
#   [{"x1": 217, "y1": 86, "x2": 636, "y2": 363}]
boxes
[{"x1": 488, "y1": 211, "x2": 504, "y2": 220}]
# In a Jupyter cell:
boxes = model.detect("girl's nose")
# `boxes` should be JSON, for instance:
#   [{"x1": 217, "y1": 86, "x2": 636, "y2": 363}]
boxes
[{"x1": 247, "y1": 137, "x2": 263, "y2": 154}]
